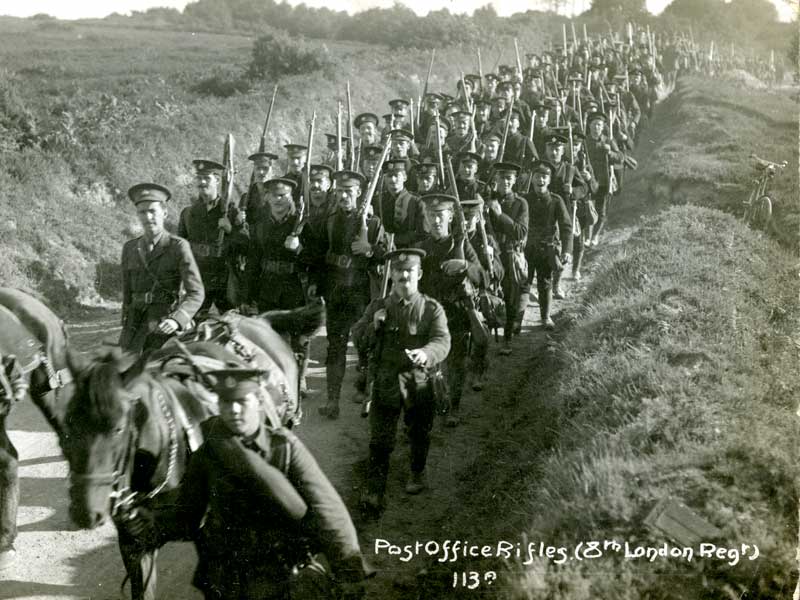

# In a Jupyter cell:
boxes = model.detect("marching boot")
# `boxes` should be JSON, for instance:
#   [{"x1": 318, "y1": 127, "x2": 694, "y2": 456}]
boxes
[
  {"x1": 591, "y1": 220, "x2": 605, "y2": 247},
  {"x1": 354, "y1": 365, "x2": 368, "y2": 396},
  {"x1": 297, "y1": 345, "x2": 311, "y2": 399},
  {"x1": 405, "y1": 471, "x2": 427, "y2": 495},
  {"x1": 552, "y1": 271, "x2": 566, "y2": 300},
  {"x1": 540, "y1": 289, "x2": 555, "y2": 330},
  {"x1": 318, "y1": 383, "x2": 340, "y2": 420}
]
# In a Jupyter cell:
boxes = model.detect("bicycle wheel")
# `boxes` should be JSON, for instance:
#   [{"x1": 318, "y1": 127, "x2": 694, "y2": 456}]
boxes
[
  {"x1": 751, "y1": 195, "x2": 773, "y2": 231},
  {"x1": 743, "y1": 188, "x2": 758, "y2": 224}
]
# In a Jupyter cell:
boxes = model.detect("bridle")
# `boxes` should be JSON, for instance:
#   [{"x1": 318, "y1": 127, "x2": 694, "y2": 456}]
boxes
[{"x1": 70, "y1": 381, "x2": 179, "y2": 519}]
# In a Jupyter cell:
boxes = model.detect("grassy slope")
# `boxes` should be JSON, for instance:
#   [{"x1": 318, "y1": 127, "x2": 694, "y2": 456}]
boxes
[
  {"x1": 432, "y1": 78, "x2": 798, "y2": 599},
  {"x1": 0, "y1": 17, "x2": 469, "y2": 309}
]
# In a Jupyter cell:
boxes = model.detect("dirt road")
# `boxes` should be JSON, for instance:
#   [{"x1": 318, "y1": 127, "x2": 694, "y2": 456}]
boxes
[{"x1": 2, "y1": 258, "x2": 603, "y2": 599}]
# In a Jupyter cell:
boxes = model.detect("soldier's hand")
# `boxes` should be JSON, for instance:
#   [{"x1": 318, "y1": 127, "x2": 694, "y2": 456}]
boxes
[
  {"x1": 373, "y1": 308, "x2": 387, "y2": 329},
  {"x1": 351, "y1": 240, "x2": 373, "y2": 256},
  {"x1": 116, "y1": 506, "x2": 156, "y2": 543},
  {"x1": 562, "y1": 253, "x2": 572, "y2": 265},
  {"x1": 284, "y1": 235, "x2": 300, "y2": 252},
  {"x1": 602, "y1": 143, "x2": 612, "y2": 153},
  {"x1": 564, "y1": 183, "x2": 573, "y2": 196},
  {"x1": 157, "y1": 318, "x2": 179, "y2": 335},
  {"x1": 442, "y1": 259, "x2": 468, "y2": 276},
  {"x1": 486, "y1": 245, "x2": 494, "y2": 263},
  {"x1": 487, "y1": 199, "x2": 502, "y2": 216},
  {"x1": 620, "y1": 132, "x2": 628, "y2": 141},
  {"x1": 405, "y1": 348, "x2": 428, "y2": 368},
  {"x1": 581, "y1": 169, "x2": 592, "y2": 181},
  {"x1": 217, "y1": 217, "x2": 232, "y2": 234}
]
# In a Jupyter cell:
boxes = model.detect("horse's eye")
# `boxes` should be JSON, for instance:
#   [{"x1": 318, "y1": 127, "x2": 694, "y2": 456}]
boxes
[{"x1": 115, "y1": 426, "x2": 125, "y2": 436}]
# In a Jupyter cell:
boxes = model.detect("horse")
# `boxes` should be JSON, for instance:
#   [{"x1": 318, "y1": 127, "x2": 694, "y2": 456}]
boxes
[
  {"x1": 62, "y1": 305, "x2": 324, "y2": 600},
  {"x1": 0, "y1": 287, "x2": 77, "y2": 570}
]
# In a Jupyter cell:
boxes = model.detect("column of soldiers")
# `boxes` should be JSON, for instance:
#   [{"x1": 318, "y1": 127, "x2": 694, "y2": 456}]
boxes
[{"x1": 113, "y1": 28, "x2": 663, "y2": 593}]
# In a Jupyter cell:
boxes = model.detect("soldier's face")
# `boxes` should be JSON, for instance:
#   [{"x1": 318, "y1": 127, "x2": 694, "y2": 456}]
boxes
[
  {"x1": 499, "y1": 87, "x2": 513, "y2": 102},
  {"x1": 464, "y1": 211, "x2": 479, "y2": 232},
  {"x1": 196, "y1": 173, "x2": 220, "y2": 201},
  {"x1": 509, "y1": 115, "x2": 520, "y2": 133},
  {"x1": 494, "y1": 172, "x2": 516, "y2": 195},
  {"x1": 454, "y1": 117, "x2": 470, "y2": 137},
  {"x1": 385, "y1": 169, "x2": 406, "y2": 193},
  {"x1": 336, "y1": 185, "x2": 360, "y2": 213},
  {"x1": 458, "y1": 159, "x2": 478, "y2": 181},
  {"x1": 363, "y1": 161, "x2": 378, "y2": 179},
  {"x1": 220, "y1": 394, "x2": 261, "y2": 437},
  {"x1": 418, "y1": 172, "x2": 436, "y2": 193},
  {"x1": 425, "y1": 208, "x2": 452, "y2": 239},
  {"x1": 359, "y1": 123, "x2": 377, "y2": 144},
  {"x1": 485, "y1": 140, "x2": 499, "y2": 161},
  {"x1": 537, "y1": 111, "x2": 549, "y2": 127},
  {"x1": 390, "y1": 263, "x2": 422, "y2": 298},
  {"x1": 287, "y1": 153, "x2": 306, "y2": 174},
  {"x1": 268, "y1": 187, "x2": 294, "y2": 221},
  {"x1": 254, "y1": 162, "x2": 273, "y2": 183},
  {"x1": 590, "y1": 119, "x2": 604, "y2": 137},
  {"x1": 476, "y1": 105, "x2": 490, "y2": 121},
  {"x1": 391, "y1": 139, "x2": 410, "y2": 158},
  {"x1": 532, "y1": 170, "x2": 551, "y2": 192},
  {"x1": 546, "y1": 144, "x2": 564, "y2": 163},
  {"x1": 309, "y1": 176, "x2": 330, "y2": 207},
  {"x1": 136, "y1": 201, "x2": 166, "y2": 238}
]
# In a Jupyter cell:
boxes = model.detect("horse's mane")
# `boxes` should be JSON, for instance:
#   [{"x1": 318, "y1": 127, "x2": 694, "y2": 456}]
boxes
[{"x1": 68, "y1": 356, "x2": 128, "y2": 433}]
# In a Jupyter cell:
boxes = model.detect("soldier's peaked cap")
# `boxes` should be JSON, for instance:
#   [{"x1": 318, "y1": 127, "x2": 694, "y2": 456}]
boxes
[
  {"x1": 206, "y1": 368, "x2": 267, "y2": 401},
  {"x1": 421, "y1": 193, "x2": 457, "y2": 211},
  {"x1": 362, "y1": 145, "x2": 384, "y2": 160},
  {"x1": 264, "y1": 177, "x2": 297, "y2": 191},
  {"x1": 484, "y1": 73, "x2": 500, "y2": 82},
  {"x1": 546, "y1": 133, "x2": 568, "y2": 146},
  {"x1": 587, "y1": 112, "x2": 608, "y2": 123},
  {"x1": 248, "y1": 152, "x2": 279, "y2": 162},
  {"x1": 354, "y1": 112, "x2": 380, "y2": 128},
  {"x1": 450, "y1": 110, "x2": 472, "y2": 119},
  {"x1": 414, "y1": 162, "x2": 439, "y2": 175},
  {"x1": 382, "y1": 158, "x2": 409, "y2": 173},
  {"x1": 389, "y1": 98, "x2": 410, "y2": 108},
  {"x1": 456, "y1": 151, "x2": 482, "y2": 164},
  {"x1": 309, "y1": 164, "x2": 333, "y2": 179},
  {"x1": 283, "y1": 143, "x2": 308, "y2": 154},
  {"x1": 389, "y1": 128, "x2": 414, "y2": 141},
  {"x1": 193, "y1": 159, "x2": 224, "y2": 174},
  {"x1": 461, "y1": 198, "x2": 484, "y2": 211},
  {"x1": 532, "y1": 159, "x2": 556, "y2": 176},
  {"x1": 333, "y1": 170, "x2": 366, "y2": 187},
  {"x1": 128, "y1": 182, "x2": 171, "y2": 204},
  {"x1": 493, "y1": 162, "x2": 522, "y2": 175},
  {"x1": 385, "y1": 248, "x2": 426, "y2": 267},
  {"x1": 324, "y1": 133, "x2": 350, "y2": 144}
]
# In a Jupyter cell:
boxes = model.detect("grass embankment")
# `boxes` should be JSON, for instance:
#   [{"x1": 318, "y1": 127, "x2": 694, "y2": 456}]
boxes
[
  {"x1": 618, "y1": 73, "x2": 799, "y2": 249},
  {"x1": 435, "y1": 78, "x2": 798, "y2": 599},
  {"x1": 0, "y1": 17, "x2": 469, "y2": 309}
]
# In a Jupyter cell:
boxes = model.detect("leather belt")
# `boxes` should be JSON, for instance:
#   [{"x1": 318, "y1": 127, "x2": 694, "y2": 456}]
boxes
[
  {"x1": 190, "y1": 242, "x2": 218, "y2": 258},
  {"x1": 131, "y1": 290, "x2": 176, "y2": 305},
  {"x1": 326, "y1": 253, "x2": 353, "y2": 269},
  {"x1": 261, "y1": 260, "x2": 297, "y2": 274}
]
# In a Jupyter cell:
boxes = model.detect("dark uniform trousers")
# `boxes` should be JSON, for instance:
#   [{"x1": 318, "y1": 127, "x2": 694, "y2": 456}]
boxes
[
  {"x1": 584, "y1": 134, "x2": 622, "y2": 236},
  {"x1": 352, "y1": 293, "x2": 451, "y2": 499},
  {"x1": 488, "y1": 193, "x2": 529, "y2": 337},
  {"x1": 522, "y1": 191, "x2": 573, "y2": 321},
  {"x1": 415, "y1": 236, "x2": 483, "y2": 413},
  {"x1": 179, "y1": 200, "x2": 234, "y2": 317},
  {"x1": 324, "y1": 212, "x2": 386, "y2": 405},
  {"x1": 119, "y1": 232, "x2": 205, "y2": 355},
  {"x1": 149, "y1": 418, "x2": 366, "y2": 599}
]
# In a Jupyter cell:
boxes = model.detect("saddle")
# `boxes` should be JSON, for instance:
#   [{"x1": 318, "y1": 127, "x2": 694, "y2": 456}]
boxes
[{"x1": 0, "y1": 304, "x2": 43, "y2": 376}]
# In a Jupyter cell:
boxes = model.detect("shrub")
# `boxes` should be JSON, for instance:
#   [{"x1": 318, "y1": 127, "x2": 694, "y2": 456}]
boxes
[
  {"x1": 247, "y1": 31, "x2": 332, "y2": 80},
  {"x1": 191, "y1": 70, "x2": 251, "y2": 97}
]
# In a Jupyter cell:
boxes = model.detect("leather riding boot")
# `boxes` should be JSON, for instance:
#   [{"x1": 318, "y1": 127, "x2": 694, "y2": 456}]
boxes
[{"x1": 540, "y1": 289, "x2": 555, "y2": 330}]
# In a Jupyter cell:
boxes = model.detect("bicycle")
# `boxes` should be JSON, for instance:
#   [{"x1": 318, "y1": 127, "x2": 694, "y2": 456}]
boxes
[{"x1": 743, "y1": 153, "x2": 787, "y2": 231}]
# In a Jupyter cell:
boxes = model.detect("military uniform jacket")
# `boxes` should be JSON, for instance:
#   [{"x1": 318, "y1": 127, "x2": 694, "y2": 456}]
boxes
[
  {"x1": 488, "y1": 192, "x2": 529, "y2": 253},
  {"x1": 155, "y1": 417, "x2": 365, "y2": 598},
  {"x1": 524, "y1": 190, "x2": 573, "y2": 256},
  {"x1": 379, "y1": 188, "x2": 425, "y2": 248},
  {"x1": 585, "y1": 133, "x2": 622, "y2": 189},
  {"x1": 299, "y1": 200, "x2": 335, "y2": 292},
  {"x1": 241, "y1": 182, "x2": 267, "y2": 230},
  {"x1": 119, "y1": 232, "x2": 205, "y2": 353},
  {"x1": 178, "y1": 199, "x2": 229, "y2": 291},
  {"x1": 466, "y1": 228, "x2": 504, "y2": 286},
  {"x1": 282, "y1": 171, "x2": 306, "y2": 208},
  {"x1": 325, "y1": 210, "x2": 386, "y2": 292},
  {"x1": 415, "y1": 235, "x2": 483, "y2": 313},
  {"x1": 244, "y1": 212, "x2": 303, "y2": 304},
  {"x1": 549, "y1": 161, "x2": 589, "y2": 203},
  {"x1": 502, "y1": 131, "x2": 537, "y2": 171},
  {"x1": 352, "y1": 292, "x2": 451, "y2": 409}
]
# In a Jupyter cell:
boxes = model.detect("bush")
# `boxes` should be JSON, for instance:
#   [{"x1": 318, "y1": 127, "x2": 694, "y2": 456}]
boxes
[
  {"x1": 191, "y1": 70, "x2": 251, "y2": 97},
  {"x1": 247, "y1": 31, "x2": 332, "y2": 80}
]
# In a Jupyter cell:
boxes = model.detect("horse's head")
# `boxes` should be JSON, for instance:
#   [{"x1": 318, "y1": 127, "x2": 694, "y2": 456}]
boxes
[{"x1": 62, "y1": 348, "x2": 142, "y2": 529}]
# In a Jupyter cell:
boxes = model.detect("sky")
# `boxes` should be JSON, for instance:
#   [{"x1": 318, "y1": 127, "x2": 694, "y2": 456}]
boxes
[{"x1": 1, "y1": 0, "x2": 796, "y2": 22}]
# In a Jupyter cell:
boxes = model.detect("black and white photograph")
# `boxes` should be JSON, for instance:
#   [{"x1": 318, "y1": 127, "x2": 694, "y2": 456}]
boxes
[{"x1": 0, "y1": 0, "x2": 797, "y2": 598}]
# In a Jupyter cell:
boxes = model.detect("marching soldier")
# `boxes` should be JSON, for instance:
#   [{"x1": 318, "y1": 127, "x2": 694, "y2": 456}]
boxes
[
  {"x1": 410, "y1": 162, "x2": 440, "y2": 196},
  {"x1": 120, "y1": 183, "x2": 204, "y2": 355},
  {"x1": 353, "y1": 249, "x2": 451, "y2": 513},
  {"x1": 415, "y1": 194, "x2": 483, "y2": 427},
  {"x1": 379, "y1": 159, "x2": 425, "y2": 247},
  {"x1": 318, "y1": 171, "x2": 388, "y2": 420},
  {"x1": 485, "y1": 163, "x2": 528, "y2": 353},
  {"x1": 282, "y1": 143, "x2": 308, "y2": 207},
  {"x1": 178, "y1": 159, "x2": 234, "y2": 317},
  {"x1": 323, "y1": 133, "x2": 349, "y2": 170},
  {"x1": 241, "y1": 152, "x2": 278, "y2": 229},
  {"x1": 584, "y1": 112, "x2": 622, "y2": 247},
  {"x1": 360, "y1": 144, "x2": 383, "y2": 180},
  {"x1": 523, "y1": 160, "x2": 572, "y2": 330},
  {"x1": 300, "y1": 164, "x2": 335, "y2": 300},
  {"x1": 567, "y1": 130, "x2": 599, "y2": 281},
  {"x1": 119, "y1": 368, "x2": 373, "y2": 600}
]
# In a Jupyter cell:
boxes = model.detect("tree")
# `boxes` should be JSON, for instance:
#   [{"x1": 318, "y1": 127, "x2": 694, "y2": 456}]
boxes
[
  {"x1": 590, "y1": 0, "x2": 647, "y2": 25},
  {"x1": 662, "y1": 0, "x2": 725, "y2": 22}
]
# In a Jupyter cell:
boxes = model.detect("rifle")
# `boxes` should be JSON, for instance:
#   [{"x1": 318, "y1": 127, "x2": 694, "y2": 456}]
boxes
[
  {"x1": 459, "y1": 69, "x2": 472, "y2": 113},
  {"x1": 246, "y1": 85, "x2": 279, "y2": 193},
  {"x1": 498, "y1": 96, "x2": 514, "y2": 162},
  {"x1": 336, "y1": 101, "x2": 343, "y2": 172},
  {"x1": 477, "y1": 47, "x2": 484, "y2": 89},
  {"x1": 352, "y1": 137, "x2": 392, "y2": 246},
  {"x1": 434, "y1": 110, "x2": 446, "y2": 186},
  {"x1": 291, "y1": 111, "x2": 316, "y2": 237},
  {"x1": 513, "y1": 38, "x2": 523, "y2": 81},
  {"x1": 409, "y1": 98, "x2": 415, "y2": 138},
  {"x1": 420, "y1": 49, "x2": 436, "y2": 132},
  {"x1": 346, "y1": 82, "x2": 355, "y2": 170},
  {"x1": 218, "y1": 133, "x2": 235, "y2": 257},
  {"x1": 361, "y1": 231, "x2": 395, "y2": 418},
  {"x1": 568, "y1": 122, "x2": 579, "y2": 237},
  {"x1": 571, "y1": 22, "x2": 578, "y2": 54}
]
